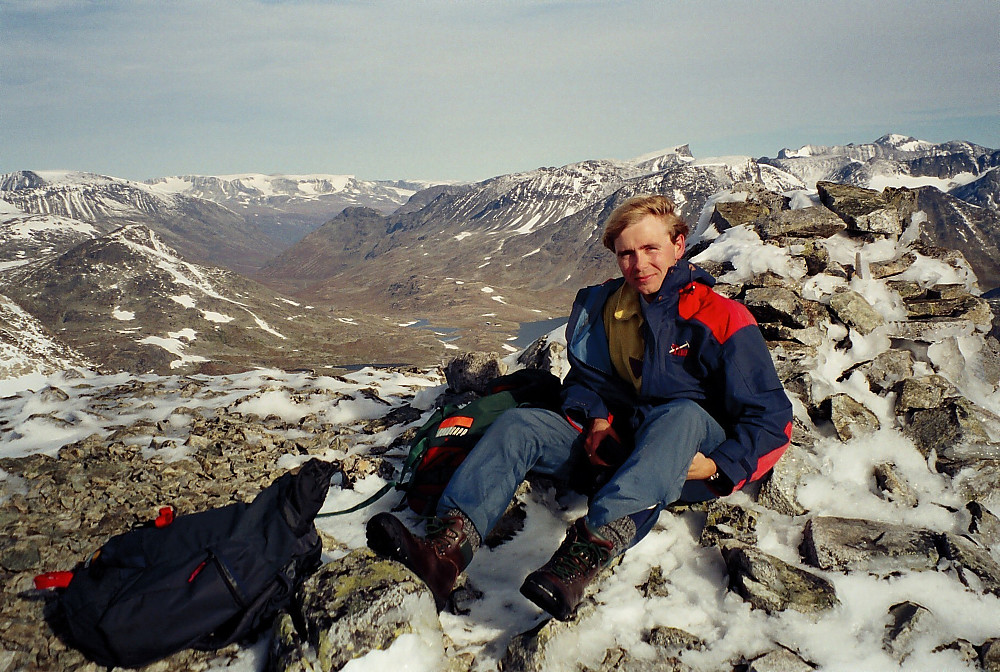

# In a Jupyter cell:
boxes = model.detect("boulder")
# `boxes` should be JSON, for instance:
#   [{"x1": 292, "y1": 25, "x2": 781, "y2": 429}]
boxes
[
  {"x1": 711, "y1": 201, "x2": 773, "y2": 232},
  {"x1": 938, "y1": 533, "x2": 1000, "y2": 595},
  {"x1": 269, "y1": 549, "x2": 445, "y2": 672},
  {"x1": 743, "y1": 287, "x2": 828, "y2": 330},
  {"x1": 815, "y1": 394, "x2": 880, "y2": 441},
  {"x1": 757, "y1": 436, "x2": 819, "y2": 516},
  {"x1": 967, "y1": 501, "x2": 1000, "y2": 549},
  {"x1": 892, "y1": 374, "x2": 955, "y2": 414},
  {"x1": 720, "y1": 542, "x2": 840, "y2": 614},
  {"x1": 443, "y1": 352, "x2": 507, "y2": 395},
  {"x1": 905, "y1": 397, "x2": 995, "y2": 460},
  {"x1": 699, "y1": 500, "x2": 759, "y2": 547},
  {"x1": 847, "y1": 349, "x2": 914, "y2": 393},
  {"x1": 754, "y1": 206, "x2": 846, "y2": 242},
  {"x1": 869, "y1": 252, "x2": 916, "y2": 279},
  {"x1": 817, "y1": 181, "x2": 908, "y2": 236},
  {"x1": 828, "y1": 290, "x2": 885, "y2": 335},
  {"x1": 800, "y1": 516, "x2": 940, "y2": 573}
]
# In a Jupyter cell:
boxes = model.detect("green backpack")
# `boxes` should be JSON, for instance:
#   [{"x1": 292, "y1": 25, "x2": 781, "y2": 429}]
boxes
[{"x1": 319, "y1": 369, "x2": 562, "y2": 518}]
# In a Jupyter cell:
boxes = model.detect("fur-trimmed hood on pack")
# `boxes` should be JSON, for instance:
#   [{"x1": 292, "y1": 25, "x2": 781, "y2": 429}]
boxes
[{"x1": 560, "y1": 261, "x2": 792, "y2": 494}]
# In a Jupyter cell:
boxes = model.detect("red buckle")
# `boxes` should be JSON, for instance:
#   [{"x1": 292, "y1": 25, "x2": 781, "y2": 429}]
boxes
[
  {"x1": 154, "y1": 506, "x2": 175, "y2": 528},
  {"x1": 34, "y1": 571, "x2": 74, "y2": 590}
]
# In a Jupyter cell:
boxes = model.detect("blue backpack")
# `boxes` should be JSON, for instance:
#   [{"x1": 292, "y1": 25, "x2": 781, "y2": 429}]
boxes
[{"x1": 36, "y1": 458, "x2": 336, "y2": 668}]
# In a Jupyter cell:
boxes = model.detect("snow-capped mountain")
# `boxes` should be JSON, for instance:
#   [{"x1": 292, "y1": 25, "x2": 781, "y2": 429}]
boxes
[
  {"x1": 763, "y1": 134, "x2": 999, "y2": 192},
  {"x1": 262, "y1": 135, "x2": 1000, "y2": 327},
  {"x1": 4, "y1": 134, "x2": 999, "y2": 375},
  {"x1": 0, "y1": 171, "x2": 274, "y2": 274},
  {"x1": 145, "y1": 173, "x2": 440, "y2": 246}
]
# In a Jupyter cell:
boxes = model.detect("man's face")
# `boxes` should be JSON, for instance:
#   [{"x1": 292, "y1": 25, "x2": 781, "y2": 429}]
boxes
[{"x1": 613, "y1": 214, "x2": 686, "y2": 300}]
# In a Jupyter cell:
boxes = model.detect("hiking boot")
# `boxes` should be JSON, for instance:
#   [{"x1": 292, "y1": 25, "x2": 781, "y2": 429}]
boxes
[
  {"x1": 366, "y1": 511, "x2": 474, "y2": 610},
  {"x1": 519, "y1": 518, "x2": 615, "y2": 620}
]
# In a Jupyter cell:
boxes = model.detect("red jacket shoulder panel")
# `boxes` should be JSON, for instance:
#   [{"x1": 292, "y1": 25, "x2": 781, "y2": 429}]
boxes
[{"x1": 678, "y1": 282, "x2": 757, "y2": 344}]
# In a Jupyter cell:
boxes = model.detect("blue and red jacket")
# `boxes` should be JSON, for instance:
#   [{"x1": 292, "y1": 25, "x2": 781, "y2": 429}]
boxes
[{"x1": 561, "y1": 261, "x2": 792, "y2": 494}]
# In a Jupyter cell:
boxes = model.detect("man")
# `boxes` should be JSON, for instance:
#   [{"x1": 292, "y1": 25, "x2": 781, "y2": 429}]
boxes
[{"x1": 367, "y1": 194, "x2": 792, "y2": 620}]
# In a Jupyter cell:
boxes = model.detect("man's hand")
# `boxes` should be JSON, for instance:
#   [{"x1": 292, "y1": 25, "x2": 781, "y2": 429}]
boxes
[
  {"x1": 687, "y1": 452, "x2": 718, "y2": 480},
  {"x1": 583, "y1": 418, "x2": 620, "y2": 467}
]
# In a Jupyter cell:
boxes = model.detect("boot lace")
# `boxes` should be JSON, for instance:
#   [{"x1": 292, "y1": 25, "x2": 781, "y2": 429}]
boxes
[
  {"x1": 424, "y1": 516, "x2": 462, "y2": 554},
  {"x1": 548, "y1": 537, "x2": 611, "y2": 580}
]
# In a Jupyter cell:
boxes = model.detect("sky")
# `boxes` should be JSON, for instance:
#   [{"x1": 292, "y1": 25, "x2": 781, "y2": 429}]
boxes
[{"x1": 2, "y1": 0, "x2": 998, "y2": 183}]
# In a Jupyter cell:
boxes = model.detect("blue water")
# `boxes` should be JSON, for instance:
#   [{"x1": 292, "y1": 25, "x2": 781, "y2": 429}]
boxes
[{"x1": 513, "y1": 317, "x2": 568, "y2": 347}]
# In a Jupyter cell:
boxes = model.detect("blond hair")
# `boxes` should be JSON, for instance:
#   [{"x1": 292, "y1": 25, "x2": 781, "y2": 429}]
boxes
[{"x1": 601, "y1": 194, "x2": 689, "y2": 251}]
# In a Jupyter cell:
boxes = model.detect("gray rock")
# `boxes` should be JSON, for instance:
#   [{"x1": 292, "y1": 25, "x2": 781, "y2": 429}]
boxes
[
  {"x1": 269, "y1": 549, "x2": 444, "y2": 672},
  {"x1": 757, "y1": 436, "x2": 819, "y2": 516},
  {"x1": 747, "y1": 647, "x2": 815, "y2": 672},
  {"x1": 516, "y1": 334, "x2": 566, "y2": 376},
  {"x1": 637, "y1": 565, "x2": 671, "y2": 599},
  {"x1": 905, "y1": 397, "x2": 995, "y2": 461},
  {"x1": 967, "y1": 501, "x2": 1000, "y2": 549},
  {"x1": 817, "y1": 394, "x2": 880, "y2": 441},
  {"x1": 580, "y1": 646, "x2": 690, "y2": 672},
  {"x1": 800, "y1": 516, "x2": 941, "y2": 573},
  {"x1": 443, "y1": 352, "x2": 507, "y2": 395},
  {"x1": 795, "y1": 239, "x2": 830, "y2": 276},
  {"x1": 982, "y1": 638, "x2": 1000, "y2": 672},
  {"x1": 882, "y1": 601, "x2": 932, "y2": 662},
  {"x1": 642, "y1": 625, "x2": 705, "y2": 652},
  {"x1": 754, "y1": 206, "x2": 847, "y2": 241},
  {"x1": 828, "y1": 290, "x2": 885, "y2": 335},
  {"x1": 711, "y1": 201, "x2": 774, "y2": 232},
  {"x1": 873, "y1": 463, "x2": 919, "y2": 507},
  {"x1": 700, "y1": 500, "x2": 759, "y2": 548},
  {"x1": 817, "y1": 181, "x2": 907, "y2": 236},
  {"x1": 939, "y1": 533, "x2": 1000, "y2": 595},
  {"x1": 851, "y1": 349, "x2": 914, "y2": 393},
  {"x1": 953, "y1": 460, "x2": 1000, "y2": 506},
  {"x1": 892, "y1": 374, "x2": 956, "y2": 414},
  {"x1": 721, "y1": 542, "x2": 839, "y2": 614},
  {"x1": 869, "y1": 253, "x2": 916, "y2": 279},
  {"x1": 744, "y1": 287, "x2": 828, "y2": 329}
]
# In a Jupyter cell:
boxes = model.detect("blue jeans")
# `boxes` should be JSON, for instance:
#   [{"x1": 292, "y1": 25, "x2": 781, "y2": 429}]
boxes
[{"x1": 437, "y1": 399, "x2": 726, "y2": 546}]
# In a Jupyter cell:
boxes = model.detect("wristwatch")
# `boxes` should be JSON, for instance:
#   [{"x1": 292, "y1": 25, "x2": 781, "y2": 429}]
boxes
[{"x1": 706, "y1": 472, "x2": 720, "y2": 484}]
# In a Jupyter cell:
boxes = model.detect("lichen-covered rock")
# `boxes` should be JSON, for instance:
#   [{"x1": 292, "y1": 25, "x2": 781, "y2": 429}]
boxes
[
  {"x1": 754, "y1": 206, "x2": 847, "y2": 241},
  {"x1": 828, "y1": 290, "x2": 885, "y2": 335},
  {"x1": 892, "y1": 374, "x2": 956, "y2": 414},
  {"x1": 721, "y1": 542, "x2": 839, "y2": 614},
  {"x1": 443, "y1": 352, "x2": 507, "y2": 395},
  {"x1": 744, "y1": 288, "x2": 828, "y2": 330},
  {"x1": 700, "y1": 500, "x2": 759, "y2": 547},
  {"x1": 816, "y1": 394, "x2": 880, "y2": 441},
  {"x1": 817, "y1": 181, "x2": 908, "y2": 236},
  {"x1": 801, "y1": 516, "x2": 940, "y2": 573},
  {"x1": 642, "y1": 625, "x2": 705, "y2": 652},
  {"x1": 905, "y1": 397, "x2": 995, "y2": 460},
  {"x1": 269, "y1": 548, "x2": 444, "y2": 672},
  {"x1": 851, "y1": 348, "x2": 914, "y2": 393},
  {"x1": 967, "y1": 501, "x2": 1000, "y2": 550}
]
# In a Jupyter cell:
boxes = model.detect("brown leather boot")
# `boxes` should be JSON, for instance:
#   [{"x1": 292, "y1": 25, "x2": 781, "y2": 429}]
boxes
[
  {"x1": 519, "y1": 518, "x2": 615, "y2": 620},
  {"x1": 366, "y1": 511, "x2": 474, "y2": 610}
]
